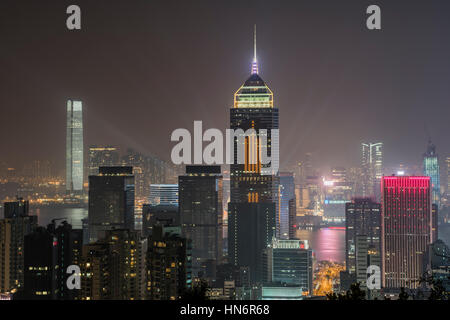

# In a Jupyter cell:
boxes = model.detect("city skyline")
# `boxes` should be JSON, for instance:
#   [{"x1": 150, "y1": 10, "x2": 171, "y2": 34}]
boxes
[
  {"x1": 1, "y1": 0, "x2": 450, "y2": 304},
  {"x1": 1, "y1": 1, "x2": 450, "y2": 173}
]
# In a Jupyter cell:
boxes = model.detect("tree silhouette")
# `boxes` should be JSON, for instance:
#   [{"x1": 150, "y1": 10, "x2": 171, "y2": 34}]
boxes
[
  {"x1": 419, "y1": 273, "x2": 449, "y2": 300},
  {"x1": 398, "y1": 287, "x2": 409, "y2": 300}
]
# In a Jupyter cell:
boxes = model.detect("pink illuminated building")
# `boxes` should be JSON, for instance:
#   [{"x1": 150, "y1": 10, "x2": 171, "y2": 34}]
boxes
[{"x1": 381, "y1": 176, "x2": 433, "y2": 290}]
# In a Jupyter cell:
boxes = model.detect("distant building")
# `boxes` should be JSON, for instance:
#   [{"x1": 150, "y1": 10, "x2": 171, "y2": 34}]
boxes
[
  {"x1": 423, "y1": 140, "x2": 440, "y2": 207},
  {"x1": 88, "y1": 146, "x2": 119, "y2": 176},
  {"x1": 149, "y1": 184, "x2": 178, "y2": 206},
  {"x1": 142, "y1": 204, "x2": 179, "y2": 238},
  {"x1": 88, "y1": 166, "x2": 135, "y2": 242},
  {"x1": 279, "y1": 173, "x2": 295, "y2": 239},
  {"x1": 382, "y1": 176, "x2": 433, "y2": 290},
  {"x1": 0, "y1": 199, "x2": 37, "y2": 294},
  {"x1": 263, "y1": 238, "x2": 313, "y2": 295},
  {"x1": 323, "y1": 167, "x2": 353, "y2": 218},
  {"x1": 179, "y1": 165, "x2": 223, "y2": 277},
  {"x1": 66, "y1": 99, "x2": 84, "y2": 194},
  {"x1": 4, "y1": 197, "x2": 29, "y2": 218},
  {"x1": 361, "y1": 142, "x2": 383, "y2": 199},
  {"x1": 146, "y1": 226, "x2": 192, "y2": 300},
  {"x1": 121, "y1": 149, "x2": 167, "y2": 200}
]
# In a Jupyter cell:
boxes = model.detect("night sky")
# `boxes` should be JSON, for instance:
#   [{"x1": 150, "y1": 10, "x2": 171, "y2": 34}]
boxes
[{"x1": 1, "y1": 0, "x2": 449, "y2": 174}]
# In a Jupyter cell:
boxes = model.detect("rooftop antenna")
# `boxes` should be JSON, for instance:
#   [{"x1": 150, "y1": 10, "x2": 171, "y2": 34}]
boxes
[{"x1": 251, "y1": 24, "x2": 259, "y2": 74}]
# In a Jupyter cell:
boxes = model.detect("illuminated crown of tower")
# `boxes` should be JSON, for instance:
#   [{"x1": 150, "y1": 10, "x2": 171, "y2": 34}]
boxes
[{"x1": 233, "y1": 25, "x2": 274, "y2": 109}]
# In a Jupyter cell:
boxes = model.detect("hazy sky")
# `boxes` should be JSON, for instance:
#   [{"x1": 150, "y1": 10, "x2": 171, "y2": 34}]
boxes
[{"x1": 1, "y1": 0, "x2": 449, "y2": 174}]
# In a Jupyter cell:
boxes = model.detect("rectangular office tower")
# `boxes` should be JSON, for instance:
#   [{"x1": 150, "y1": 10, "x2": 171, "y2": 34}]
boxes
[
  {"x1": 228, "y1": 43, "x2": 279, "y2": 284},
  {"x1": 361, "y1": 142, "x2": 383, "y2": 199},
  {"x1": 88, "y1": 166, "x2": 135, "y2": 243},
  {"x1": 423, "y1": 141, "x2": 440, "y2": 208},
  {"x1": 279, "y1": 173, "x2": 296, "y2": 239},
  {"x1": 0, "y1": 199, "x2": 37, "y2": 294},
  {"x1": 66, "y1": 99, "x2": 84, "y2": 194},
  {"x1": 179, "y1": 165, "x2": 223, "y2": 277},
  {"x1": 263, "y1": 239, "x2": 313, "y2": 295},
  {"x1": 88, "y1": 145, "x2": 119, "y2": 176},
  {"x1": 381, "y1": 176, "x2": 433, "y2": 290},
  {"x1": 345, "y1": 198, "x2": 381, "y2": 278}
]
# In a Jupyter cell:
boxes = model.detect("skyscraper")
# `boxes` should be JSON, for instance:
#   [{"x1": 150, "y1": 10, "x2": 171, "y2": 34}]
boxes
[
  {"x1": 423, "y1": 140, "x2": 440, "y2": 207},
  {"x1": 88, "y1": 166, "x2": 135, "y2": 242},
  {"x1": 279, "y1": 173, "x2": 295, "y2": 239},
  {"x1": 361, "y1": 142, "x2": 383, "y2": 198},
  {"x1": 88, "y1": 145, "x2": 119, "y2": 176},
  {"x1": 381, "y1": 176, "x2": 433, "y2": 290},
  {"x1": 446, "y1": 156, "x2": 450, "y2": 202},
  {"x1": 263, "y1": 238, "x2": 313, "y2": 295},
  {"x1": 3, "y1": 197, "x2": 29, "y2": 218},
  {"x1": 345, "y1": 198, "x2": 381, "y2": 276},
  {"x1": 323, "y1": 167, "x2": 353, "y2": 218},
  {"x1": 228, "y1": 27, "x2": 278, "y2": 284},
  {"x1": 66, "y1": 99, "x2": 84, "y2": 194},
  {"x1": 179, "y1": 165, "x2": 223, "y2": 276}
]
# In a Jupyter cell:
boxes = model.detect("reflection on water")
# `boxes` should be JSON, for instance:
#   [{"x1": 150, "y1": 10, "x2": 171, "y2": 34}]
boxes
[
  {"x1": 30, "y1": 207, "x2": 87, "y2": 229},
  {"x1": 296, "y1": 225, "x2": 450, "y2": 264},
  {"x1": 296, "y1": 227, "x2": 345, "y2": 263}
]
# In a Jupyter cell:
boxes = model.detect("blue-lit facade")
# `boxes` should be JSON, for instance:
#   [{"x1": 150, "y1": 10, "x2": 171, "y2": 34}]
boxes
[
  {"x1": 66, "y1": 99, "x2": 84, "y2": 193},
  {"x1": 423, "y1": 141, "x2": 440, "y2": 207},
  {"x1": 149, "y1": 184, "x2": 179, "y2": 206}
]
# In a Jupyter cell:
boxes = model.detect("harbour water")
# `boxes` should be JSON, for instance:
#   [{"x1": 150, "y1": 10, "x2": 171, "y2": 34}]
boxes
[
  {"x1": 296, "y1": 227, "x2": 346, "y2": 263},
  {"x1": 29, "y1": 206, "x2": 87, "y2": 229}
]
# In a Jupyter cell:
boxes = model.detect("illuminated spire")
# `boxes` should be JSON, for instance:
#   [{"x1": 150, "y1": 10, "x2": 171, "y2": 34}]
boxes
[{"x1": 251, "y1": 24, "x2": 258, "y2": 74}]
